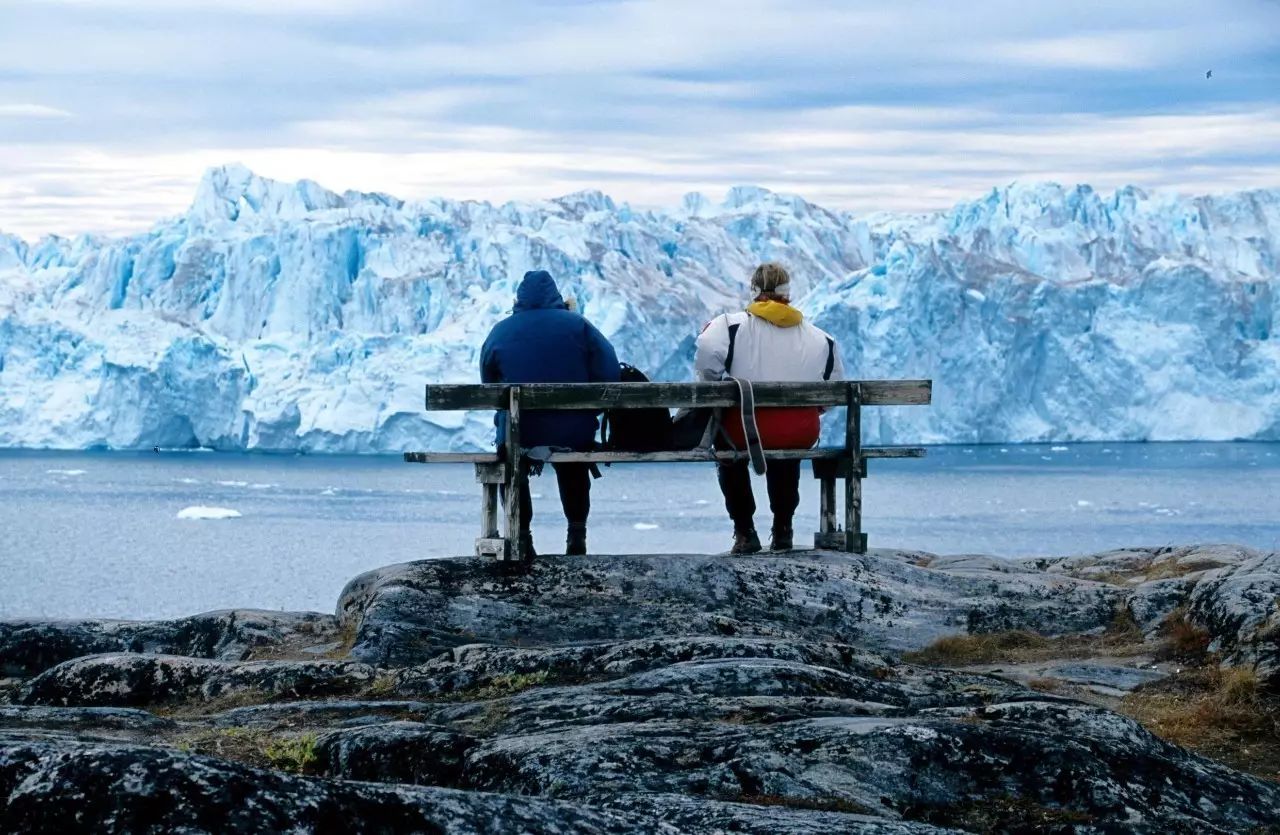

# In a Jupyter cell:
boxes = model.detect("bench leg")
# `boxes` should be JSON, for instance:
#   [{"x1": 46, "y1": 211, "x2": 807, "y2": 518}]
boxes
[
  {"x1": 814, "y1": 474, "x2": 842, "y2": 550},
  {"x1": 811, "y1": 460, "x2": 842, "y2": 550},
  {"x1": 503, "y1": 387, "x2": 525, "y2": 563},
  {"x1": 844, "y1": 469, "x2": 867, "y2": 553},
  {"x1": 844, "y1": 384, "x2": 867, "y2": 554},
  {"x1": 474, "y1": 463, "x2": 506, "y2": 559}
]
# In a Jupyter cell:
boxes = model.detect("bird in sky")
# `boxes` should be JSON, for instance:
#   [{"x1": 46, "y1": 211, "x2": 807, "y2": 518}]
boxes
[{"x1": 1206, "y1": 70, "x2": 1213, "y2": 78}]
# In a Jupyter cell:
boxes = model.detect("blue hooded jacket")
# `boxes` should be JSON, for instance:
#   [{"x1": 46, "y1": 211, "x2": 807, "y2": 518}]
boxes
[{"x1": 480, "y1": 270, "x2": 621, "y2": 449}]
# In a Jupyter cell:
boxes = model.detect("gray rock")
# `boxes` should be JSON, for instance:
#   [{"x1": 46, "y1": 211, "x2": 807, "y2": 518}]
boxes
[
  {"x1": 209, "y1": 699, "x2": 438, "y2": 729},
  {"x1": 338, "y1": 551, "x2": 1126, "y2": 666},
  {"x1": 1185, "y1": 549, "x2": 1280, "y2": 683},
  {"x1": 602, "y1": 793, "x2": 959, "y2": 834},
  {"x1": 0, "y1": 609, "x2": 338, "y2": 678},
  {"x1": 0, "y1": 705, "x2": 177, "y2": 735},
  {"x1": 6, "y1": 545, "x2": 1280, "y2": 832},
  {"x1": 453, "y1": 699, "x2": 1278, "y2": 832},
  {"x1": 1037, "y1": 662, "x2": 1168, "y2": 692},
  {"x1": 18, "y1": 653, "x2": 378, "y2": 708},
  {"x1": 0, "y1": 735, "x2": 666, "y2": 834},
  {"x1": 1125, "y1": 576, "x2": 1194, "y2": 633},
  {"x1": 314, "y1": 721, "x2": 476, "y2": 787}
]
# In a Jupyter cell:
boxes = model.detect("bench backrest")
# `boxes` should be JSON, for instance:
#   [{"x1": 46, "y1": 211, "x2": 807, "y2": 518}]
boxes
[{"x1": 424, "y1": 380, "x2": 931, "y2": 410}]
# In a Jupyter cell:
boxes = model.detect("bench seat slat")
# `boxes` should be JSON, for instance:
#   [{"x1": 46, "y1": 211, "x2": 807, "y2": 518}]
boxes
[
  {"x1": 404, "y1": 452, "x2": 501, "y2": 463},
  {"x1": 403, "y1": 447, "x2": 924, "y2": 465},
  {"x1": 424, "y1": 380, "x2": 931, "y2": 411}
]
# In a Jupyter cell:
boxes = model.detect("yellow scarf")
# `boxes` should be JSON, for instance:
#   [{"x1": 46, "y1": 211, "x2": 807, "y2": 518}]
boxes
[{"x1": 746, "y1": 299, "x2": 803, "y2": 327}]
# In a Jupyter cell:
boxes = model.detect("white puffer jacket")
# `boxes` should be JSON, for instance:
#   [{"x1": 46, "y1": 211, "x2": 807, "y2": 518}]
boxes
[{"x1": 694, "y1": 308, "x2": 845, "y2": 383}]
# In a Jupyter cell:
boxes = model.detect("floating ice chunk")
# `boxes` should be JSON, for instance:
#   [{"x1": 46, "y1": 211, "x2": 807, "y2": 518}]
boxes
[
  {"x1": 248, "y1": 483, "x2": 275, "y2": 489},
  {"x1": 175, "y1": 477, "x2": 201, "y2": 484},
  {"x1": 177, "y1": 506, "x2": 242, "y2": 520},
  {"x1": 693, "y1": 499, "x2": 710, "y2": 505},
  {"x1": 1076, "y1": 500, "x2": 1093, "y2": 507},
  {"x1": 46, "y1": 469, "x2": 86, "y2": 476},
  {"x1": 1051, "y1": 446, "x2": 1069, "y2": 452},
  {"x1": 1040, "y1": 456, "x2": 1052, "y2": 461},
  {"x1": 633, "y1": 522, "x2": 660, "y2": 530},
  {"x1": 216, "y1": 480, "x2": 249, "y2": 487},
  {"x1": 320, "y1": 488, "x2": 338, "y2": 496}
]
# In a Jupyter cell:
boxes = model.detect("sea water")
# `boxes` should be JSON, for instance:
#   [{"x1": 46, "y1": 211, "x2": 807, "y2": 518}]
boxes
[{"x1": 1, "y1": 443, "x2": 1277, "y2": 619}]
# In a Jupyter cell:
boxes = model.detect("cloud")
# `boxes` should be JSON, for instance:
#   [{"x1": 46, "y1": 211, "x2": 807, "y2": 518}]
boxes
[
  {"x1": 0, "y1": 104, "x2": 72, "y2": 119},
  {"x1": 0, "y1": 0, "x2": 1278, "y2": 236}
]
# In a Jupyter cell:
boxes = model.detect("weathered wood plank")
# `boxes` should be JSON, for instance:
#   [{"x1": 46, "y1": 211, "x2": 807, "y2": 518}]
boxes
[
  {"x1": 845, "y1": 383, "x2": 864, "y2": 554},
  {"x1": 424, "y1": 380, "x2": 931, "y2": 411},
  {"x1": 404, "y1": 451, "x2": 500, "y2": 464},
  {"x1": 479, "y1": 483, "x2": 499, "y2": 540},
  {"x1": 818, "y1": 475, "x2": 837, "y2": 537},
  {"x1": 475, "y1": 537, "x2": 506, "y2": 559},
  {"x1": 503, "y1": 387, "x2": 523, "y2": 563},
  {"x1": 405, "y1": 446, "x2": 925, "y2": 465},
  {"x1": 864, "y1": 446, "x2": 927, "y2": 459}
]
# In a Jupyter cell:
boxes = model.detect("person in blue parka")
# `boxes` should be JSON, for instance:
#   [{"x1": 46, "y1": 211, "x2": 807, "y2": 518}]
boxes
[{"x1": 480, "y1": 270, "x2": 620, "y2": 557}]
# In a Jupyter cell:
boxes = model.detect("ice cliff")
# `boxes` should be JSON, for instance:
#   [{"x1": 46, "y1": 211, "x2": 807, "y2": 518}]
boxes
[{"x1": 0, "y1": 163, "x2": 1277, "y2": 451}]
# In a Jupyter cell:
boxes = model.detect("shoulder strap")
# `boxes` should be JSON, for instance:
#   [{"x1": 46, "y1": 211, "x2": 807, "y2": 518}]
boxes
[
  {"x1": 729, "y1": 375, "x2": 766, "y2": 475},
  {"x1": 725, "y1": 322, "x2": 740, "y2": 375},
  {"x1": 823, "y1": 337, "x2": 835, "y2": 381}
]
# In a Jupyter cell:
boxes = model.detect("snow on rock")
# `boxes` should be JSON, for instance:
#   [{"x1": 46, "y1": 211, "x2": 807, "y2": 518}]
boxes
[
  {"x1": 1, "y1": 167, "x2": 1278, "y2": 451},
  {"x1": 176, "y1": 506, "x2": 242, "y2": 520}
]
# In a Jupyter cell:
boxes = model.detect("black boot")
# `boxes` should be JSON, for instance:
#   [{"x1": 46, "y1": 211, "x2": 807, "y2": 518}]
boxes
[
  {"x1": 729, "y1": 528, "x2": 762, "y2": 555},
  {"x1": 516, "y1": 532, "x2": 537, "y2": 561},
  {"x1": 566, "y1": 525, "x2": 587, "y2": 556},
  {"x1": 769, "y1": 523, "x2": 794, "y2": 552}
]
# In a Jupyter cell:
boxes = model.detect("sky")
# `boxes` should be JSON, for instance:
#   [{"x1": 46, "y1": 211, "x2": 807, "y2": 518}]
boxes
[{"x1": 1, "y1": 0, "x2": 1279, "y2": 238}]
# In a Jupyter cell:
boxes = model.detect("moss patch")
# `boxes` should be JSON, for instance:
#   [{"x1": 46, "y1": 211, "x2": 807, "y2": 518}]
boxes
[
  {"x1": 1122, "y1": 665, "x2": 1280, "y2": 783},
  {"x1": 906, "y1": 795, "x2": 1095, "y2": 830},
  {"x1": 172, "y1": 727, "x2": 321, "y2": 775},
  {"x1": 731, "y1": 794, "x2": 872, "y2": 816},
  {"x1": 903, "y1": 610, "x2": 1146, "y2": 667},
  {"x1": 262, "y1": 732, "x2": 319, "y2": 774}
]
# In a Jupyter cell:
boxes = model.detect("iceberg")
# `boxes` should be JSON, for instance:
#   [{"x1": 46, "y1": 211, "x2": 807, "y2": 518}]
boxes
[
  {"x1": 0, "y1": 166, "x2": 1277, "y2": 451},
  {"x1": 176, "y1": 506, "x2": 242, "y2": 520}
]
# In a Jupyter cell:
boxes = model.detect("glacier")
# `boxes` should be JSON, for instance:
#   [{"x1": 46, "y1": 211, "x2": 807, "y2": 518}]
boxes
[{"x1": 0, "y1": 163, "x2": 1277, "y2": 452}]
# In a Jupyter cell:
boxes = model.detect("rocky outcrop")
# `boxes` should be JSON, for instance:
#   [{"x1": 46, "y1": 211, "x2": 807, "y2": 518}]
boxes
[
  {"x1": 17, "y1": 654, "x2": 378, "y2": 708},
  {"x1": 336, "y1": 550, "x2": 1126, "y2": 667},
  {"x1": 0, "y1": 737, "x2": 658, "y2": 834},
  {"x1": 1184, "y1": 550, "x2": 1280, "y2": 682},
  {"x1": 3, "y1": 544, "x2": 1279, "y2": 833},
  {"x1": 0, "y1": 609, "x2": 339, "y2": 678}
]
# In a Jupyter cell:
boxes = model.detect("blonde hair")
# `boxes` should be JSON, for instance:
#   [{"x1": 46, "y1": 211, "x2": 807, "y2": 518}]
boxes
[{"x1": 750, "y1": 262, "x2": 792, "y2": 300}]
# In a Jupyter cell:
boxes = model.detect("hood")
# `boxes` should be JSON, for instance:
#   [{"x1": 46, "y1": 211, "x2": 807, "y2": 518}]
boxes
[
  {"x1": 514, "y1": 270, "x2": 567, "y2": 312},
  {"x1": 746, "y1": 299, "x2": 803, "y2": 327}
]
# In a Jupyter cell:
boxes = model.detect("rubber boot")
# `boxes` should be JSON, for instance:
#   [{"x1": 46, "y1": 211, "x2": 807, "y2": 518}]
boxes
[{"x1": 566, "y1": 525, "x2": 587, "y2": 556}]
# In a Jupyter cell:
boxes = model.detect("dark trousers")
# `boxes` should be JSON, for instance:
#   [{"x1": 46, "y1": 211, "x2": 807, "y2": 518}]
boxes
[
  {"x1": 717, "y1": 459, "x2": 800, "y2": 532},
  {"x1": 509, "y1": 463, "x2": 591, "y2": 534}
]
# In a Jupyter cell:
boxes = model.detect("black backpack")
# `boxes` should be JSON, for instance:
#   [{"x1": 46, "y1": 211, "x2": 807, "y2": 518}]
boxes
[{"x1": 601, "y1": 363, "x2": 674, "y2": 452}]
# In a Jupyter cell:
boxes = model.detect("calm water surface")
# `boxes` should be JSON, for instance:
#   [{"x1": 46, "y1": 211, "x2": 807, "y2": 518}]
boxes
[{"x1": 1, "y1": 443, "x2": 1277, "y2": 619}]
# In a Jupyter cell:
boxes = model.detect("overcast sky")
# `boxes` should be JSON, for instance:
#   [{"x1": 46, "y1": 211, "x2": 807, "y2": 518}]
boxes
[{"x1": 1, "y1": 0, "x2": 1278, "y2": 238}]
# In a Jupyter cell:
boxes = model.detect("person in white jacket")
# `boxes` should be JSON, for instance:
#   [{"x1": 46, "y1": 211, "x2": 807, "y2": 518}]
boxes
[{"x1": 694, "y1": 262, "x2": 845, "y2": 554}]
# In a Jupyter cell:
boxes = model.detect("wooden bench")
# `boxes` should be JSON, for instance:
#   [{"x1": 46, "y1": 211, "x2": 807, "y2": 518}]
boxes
[{"x1": 405, "y1": 379, "x2": 932, "y2": 562}]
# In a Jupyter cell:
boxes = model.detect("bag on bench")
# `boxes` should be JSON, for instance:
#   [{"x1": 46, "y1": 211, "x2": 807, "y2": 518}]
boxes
[{"x1": 600, "y1": 363, "x2": 675, "y2": 452}]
